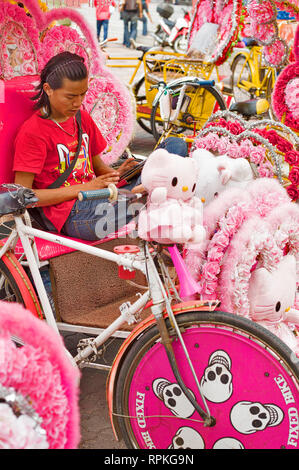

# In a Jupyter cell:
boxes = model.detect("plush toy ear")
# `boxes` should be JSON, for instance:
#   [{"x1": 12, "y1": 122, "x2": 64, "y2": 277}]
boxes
[{"x1": 217, "y1": 164, "x2": 232, "y2": 185}]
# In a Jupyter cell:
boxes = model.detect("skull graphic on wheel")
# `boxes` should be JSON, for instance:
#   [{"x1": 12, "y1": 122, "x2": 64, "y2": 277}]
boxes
[
  {"x1": 152, "y1": 378, "x2": 195, "y2": 418},
  {"x1": 230, "y1": 401, "x2": 284, "y2": 434},
  {"x1": 200, "y1": 350, "x2": 233, "y2": 403}
]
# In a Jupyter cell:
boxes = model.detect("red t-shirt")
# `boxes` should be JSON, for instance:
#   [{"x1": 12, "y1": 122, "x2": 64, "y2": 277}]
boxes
[{"x1": 13, "y1": 109, "x2": 107, "y2": 232}]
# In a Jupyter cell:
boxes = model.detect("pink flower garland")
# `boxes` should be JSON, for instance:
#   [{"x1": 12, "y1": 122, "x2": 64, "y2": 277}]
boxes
[
  {"x1": 0, "y1": 2, "x2": 41, "y2": 79},
  {"x1": 193, "y1": 130, "x2": 274, "y2": 178},
  {"x1": 0, "y1": 301, "x2": 80, "y2": 449},
  {"x1": 40, "y1": 25, "x2": 91, "y2": 71},
  {"x1": 272, "y1": 24, "x2": 299, "y2": 131},
  {"x1": 247, "y1": 0, "x2": 291, "y2": 68},
  {"x1": 188, "y1": 0, "x2": 245, "y2": 65},
  {"x1": 193, "y1": 113, "x2": 299, "y2": 202}
]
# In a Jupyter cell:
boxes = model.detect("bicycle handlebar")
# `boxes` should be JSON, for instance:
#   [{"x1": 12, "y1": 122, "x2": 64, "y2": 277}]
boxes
[{"x1": 78, "y1": 184, "x2": 118, "y2": 202}]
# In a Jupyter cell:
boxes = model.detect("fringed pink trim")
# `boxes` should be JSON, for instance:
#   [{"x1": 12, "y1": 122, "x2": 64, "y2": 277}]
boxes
[{"x1": 0, "y1": 301, "x2": 80, "y2": 449}]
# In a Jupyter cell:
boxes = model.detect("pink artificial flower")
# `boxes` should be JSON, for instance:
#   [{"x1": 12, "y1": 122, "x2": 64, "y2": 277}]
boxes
[
  {"x1": 239, "y1": 139, "x2": 254, "y2": 157},
  {"x1": 202, "y1": 261, "x2": 221, "y2": 281},
  {"x1": 264, "y1": 39, "x2": 287, "y2": 67},
  {"x1": 226, "y1": 142, "x2": 241, "y2": 158},
  {"x1": 250, "y1": 147, "x2": 266, "y2": 165},
  {"x1": 251, "y1": 22, "x2": 277, "y2": 43},
  {"x1": 285, "y1": 78, "x2": 299, "y2": 121},
  {"x1": 0, "y1": 404, "x2": 49, "y2": 449},
  {"x1": 212, "y1": 231, "x2": 230, "y2": 249},
  {"x1": 247, "y1": 0, "x2": 276, "y2": 22},
  {"x1": 205, "y1": 134, "x2": 220, "y2": 151},
  {"x1": 258, "y1": 161, "x2": 274, "y2": 177},
  {"x1": 217, "y1": 137, "x2": 229, "y2": 154},
  {"x1": 207, "y1": 245, "x2": 223, "y2": 262}
]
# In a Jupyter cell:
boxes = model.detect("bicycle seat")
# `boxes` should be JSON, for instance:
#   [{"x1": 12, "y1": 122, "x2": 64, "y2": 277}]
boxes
[
  {"x1": 229, "y1": 99, "x2": 269, "y2": 117},
  {"x1": 164, "y1": 18, "x2": 176, "y2": 28},
  {"x1": 136, "y1": 45, "x2": 151, "y2": 53},
  {"x1": 242, "y1": 37, "x2": 259, "y2": 47},
  {"x1": 0, "y1": 184, "x2": 38, "y2": 216}
]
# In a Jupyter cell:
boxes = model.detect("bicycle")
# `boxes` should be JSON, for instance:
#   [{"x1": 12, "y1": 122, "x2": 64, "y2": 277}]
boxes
[
  {"x1": 0, "y1": 183, "x2": 298, "y2": 449},
  {"x1": 106, "y1": 43, "x2": 228, "y2": 137},
  {"x1": 231, "y1": 41, "x2": 277, "y2": 118}
]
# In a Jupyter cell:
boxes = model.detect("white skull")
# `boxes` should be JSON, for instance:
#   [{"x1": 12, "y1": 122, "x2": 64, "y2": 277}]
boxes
[
  {"x1": 213, "y1": 437, "x2": 244, "y2": 449},
  {"x1": 168, "y1": 427, "x2": 205, "y2": 449},
  {"x1": 152, "y1": 378, "x2": 195, "y2": 418},
  {"x1": 200, "y1": 350, "x2": 233, "y2": 403},
  {"x1": 230, "y1": 401, "x2": 284, "y2": 434}
]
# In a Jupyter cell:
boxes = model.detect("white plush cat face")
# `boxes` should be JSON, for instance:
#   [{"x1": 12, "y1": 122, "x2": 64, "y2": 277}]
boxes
[
  {"x1": 248, "y1": 255, "x2": 297, "y2": 322},
  {"x1": 141, "y1": 149, "x2": 198, "y2": 201}
]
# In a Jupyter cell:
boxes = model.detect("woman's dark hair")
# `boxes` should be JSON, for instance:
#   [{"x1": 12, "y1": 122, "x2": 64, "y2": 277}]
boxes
[{"x1": 32, "y1": 51, "x2": 88, "y2": 117}]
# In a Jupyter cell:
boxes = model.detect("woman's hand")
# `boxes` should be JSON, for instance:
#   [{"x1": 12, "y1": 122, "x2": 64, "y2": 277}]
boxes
[
  {"x1": 117, "y1": 157, "x2": 139, "y2": 177},
  {"x1": 86, "y1": 172, "x2": 120, "y2": 189}
]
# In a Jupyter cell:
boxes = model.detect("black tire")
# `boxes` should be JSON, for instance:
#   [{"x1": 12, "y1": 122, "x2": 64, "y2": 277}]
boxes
[
  {"x1": 133, "y1": 76, "x2": 153, "y2": 134},
  {"x1": 231, "y1": 54, "x2": 254, "y2": 102},
  {"x1": 150, "y1": 83, "x2": 226, "y2": 142},
  {"x1": 115, "y1": 309, "x2": 299, "y2": 449},
  {"x1": 0, "y1": 258, "x2": 26, "y2": 304}
]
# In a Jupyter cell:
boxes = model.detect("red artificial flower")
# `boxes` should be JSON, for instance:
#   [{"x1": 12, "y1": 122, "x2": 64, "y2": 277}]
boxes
[
  {"x1": 289, "y1": 166, "x2": 299, "y2": 185},
  {"x1": 285, "y1": 150, "x2": 299, "y2": 166},
  {"x1": 286, "y1": 184, "x2": 299, "y2": 201}
]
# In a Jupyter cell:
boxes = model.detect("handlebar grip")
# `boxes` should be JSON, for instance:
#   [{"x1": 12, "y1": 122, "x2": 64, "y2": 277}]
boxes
[
  {"x1": 78, "y1": 184, "x2": 118, "y2": 202},
  {"x1": 196, "y1": 80, "x2": 215, "y2": 87}
]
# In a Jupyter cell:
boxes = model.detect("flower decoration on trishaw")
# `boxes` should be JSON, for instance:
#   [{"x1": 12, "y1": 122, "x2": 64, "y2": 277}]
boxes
[
  {"x1": 246, "y1": 0, "x2": 299, "y2": 68},
  {"x1": 187, "y1": 0, "x2": 246, "y2": 65},
  {"x1": 0, "y1": 0, "x2": 134, "y2": 165},
  {"x1": 272, "y1": 22, "x2": 299, "y2": 131},
  {"x1": 178, "y1": 108, "x2": 299, "y2": 356},
  {"x1": 0, "y1": 300, "x2": 80, "y2": 449}
]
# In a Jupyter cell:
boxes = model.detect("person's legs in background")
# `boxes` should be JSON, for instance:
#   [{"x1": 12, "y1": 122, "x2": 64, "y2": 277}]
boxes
[
  {"x1": 142, "y1": 15, "x2": 147, "y2": 35},
  {"x1": 97, "y1": 19, "x2": 102, "y2": 41},
  {"x1": 123, "y1": 16, "x2": 130, "y2": 47},
  {"x1": 130, "y1": 16, "x2": 138, "y2": 42},
  {"x1": 102, "y1": 19, "x2": 109, "y2": 40}
]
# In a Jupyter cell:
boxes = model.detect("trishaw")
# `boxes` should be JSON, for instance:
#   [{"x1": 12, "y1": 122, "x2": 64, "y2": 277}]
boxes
[{"x1": 0, "y1": 0, "x2": 298, "y2": 450}]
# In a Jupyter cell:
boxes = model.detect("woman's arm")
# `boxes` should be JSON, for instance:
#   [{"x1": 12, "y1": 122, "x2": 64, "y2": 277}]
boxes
[{"x1": 14, "y1": 171, "x2": 120, "y2": 207}]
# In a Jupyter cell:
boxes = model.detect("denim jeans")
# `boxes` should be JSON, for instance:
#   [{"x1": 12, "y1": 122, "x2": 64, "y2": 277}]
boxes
[
  {"x1": 138, "y1": 15, "x2": 147, "y2": 35},
  {"x1": 97, "y1": 19, "x2": 109, "y2": 41},
  {"x1": 122, "y1": 11, "x2": 138, "y2": 47},
  {"x1": 61, "y1": 177, "x2": 141, "y2": 241}
]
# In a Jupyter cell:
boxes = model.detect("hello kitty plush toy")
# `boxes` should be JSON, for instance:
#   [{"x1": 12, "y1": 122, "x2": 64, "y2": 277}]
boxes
[
  {"x1": 137, "y1": 149, "x2": 206, "y2": 245},
  {"x1": 248, "y1": 255, "x2": 299, "y2": 354},
  {"x1": 191, "y1": 149, "x2": 254, "y2": 206}
]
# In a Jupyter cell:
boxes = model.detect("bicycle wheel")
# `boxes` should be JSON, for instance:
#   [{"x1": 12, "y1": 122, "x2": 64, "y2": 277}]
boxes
[
  {"x1": 134, "y1": 76, "x2": 153, "y2": 135},
  {"x1": 150, "y1": 83, "x2": 226, "y2": 142},
  {"x1": 115, "y1": 309, "x2": 299, "y2": 449},
  {"x1": 173, "y1": 34, "x2": 188, "y2": 54},
  {"x1": 0, "y1": 258, "x2": 25, "y2": 304},
  {"x1": 231, "y1": 54, "x2": 255, "y2": 102}
]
